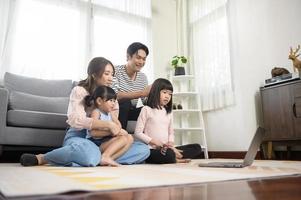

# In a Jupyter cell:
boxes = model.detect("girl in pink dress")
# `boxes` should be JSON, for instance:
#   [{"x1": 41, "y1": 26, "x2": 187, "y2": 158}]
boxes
[{"x1": 135, "y1": 78, "x2": 199, "y2": 164}]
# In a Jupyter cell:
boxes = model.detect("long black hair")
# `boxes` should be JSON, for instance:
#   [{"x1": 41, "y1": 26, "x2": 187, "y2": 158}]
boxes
[
  {"x1": 146, "y1": 78, "x2": 173, "y2": 114},
  {"x1": 78, "y1": 57, "x2": 115, "y2": 95},
  {"x1": 85, "y1": 85, "x2": 117, "y2": 107}
]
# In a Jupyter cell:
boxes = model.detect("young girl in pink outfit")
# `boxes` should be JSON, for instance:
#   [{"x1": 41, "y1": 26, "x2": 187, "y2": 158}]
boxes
[{"x1": 135, "y1": 78, "x2": 197, "y2": 164}]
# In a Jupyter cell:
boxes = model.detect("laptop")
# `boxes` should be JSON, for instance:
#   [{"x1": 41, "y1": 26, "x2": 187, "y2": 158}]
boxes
[{"x1": 198, "y1": 127, "x2": 265, "y2": 168}]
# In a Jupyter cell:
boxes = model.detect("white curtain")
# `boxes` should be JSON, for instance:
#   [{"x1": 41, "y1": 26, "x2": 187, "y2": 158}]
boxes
[
  {"x1": 175, "y1": 0, "x2": 188, "y2": 56},
  {"x1": 189, "y1": 0, "x2": 234, "y2": 111},
  {"x1": 92, "y1": 0, "x2": 153, "y2": 80},
  {"x1": 0, "y1": 0, "x2": 17, "y2": 83},
  {"x1": 0, "y1": 0, "x2": 152, "y2": 81}
]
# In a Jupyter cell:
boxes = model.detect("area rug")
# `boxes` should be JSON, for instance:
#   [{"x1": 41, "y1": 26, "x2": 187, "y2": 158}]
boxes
[{"x1": 1, "y1": 159, "x2": 301, "y2": 197}]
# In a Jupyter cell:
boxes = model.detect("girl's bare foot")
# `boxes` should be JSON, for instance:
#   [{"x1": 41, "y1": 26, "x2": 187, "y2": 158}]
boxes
[
  {"x1": 36, "y1": 154, "x2": 47, "y2": 165},
  {"x1": 100, "y1": 156, "x2": 120, "y2": 167}
]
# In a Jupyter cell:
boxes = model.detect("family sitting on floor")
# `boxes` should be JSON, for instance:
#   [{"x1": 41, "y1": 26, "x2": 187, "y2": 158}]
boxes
[{"x1": 20, "y1": 42, "x2": 203, "y2": 167}]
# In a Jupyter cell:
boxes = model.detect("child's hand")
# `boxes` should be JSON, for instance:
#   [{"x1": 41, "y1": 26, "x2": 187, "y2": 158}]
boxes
[
  {"x1": 109, "y1": 122, "x2": 121, "y2": 136},
  {"x1": 166, "y1": 141, "x2": 174, "y2": 147},
  {"x1": 171, "y1": 147, "x2": 183, "y2": 159},
  {"x1": 118, "y1": 129, "x2": 128, "y2": 136},
  {"x1": 149, "y1": 139, "x2": 164, "y2": 149}
]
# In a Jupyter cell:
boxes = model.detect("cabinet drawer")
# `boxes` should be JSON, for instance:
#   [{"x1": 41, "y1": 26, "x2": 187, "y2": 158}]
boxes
[
  {"x1": 293, "y1": 83, "x2": 301, "y2": 97},
  {"x1": 294, "y1": 97, "x2": 301, "y2": 118}
]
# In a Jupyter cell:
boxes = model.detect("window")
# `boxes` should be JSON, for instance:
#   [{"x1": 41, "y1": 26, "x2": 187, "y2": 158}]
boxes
[
  {"x1": 92, "y1": 1, "x2": 152, "y2": 79},
  {"x1": 2, "y1": 0, "x2": 152, "y2": 81}
]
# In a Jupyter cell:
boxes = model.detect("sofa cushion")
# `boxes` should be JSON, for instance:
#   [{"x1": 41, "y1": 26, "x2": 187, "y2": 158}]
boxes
[
  {"x1": 9, "y1": 91, "x2": 69, "y2": 114},
  {"x1": 7, "y1": 110, "x2": 68, "y2": 129},
  {"x1": 4, "y1": 72, "x2": 73, "y2": 97}
]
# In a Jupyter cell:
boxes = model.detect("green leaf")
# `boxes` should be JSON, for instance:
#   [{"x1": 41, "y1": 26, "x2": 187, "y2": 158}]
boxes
[
  {"x1": 181, "y1": 57, "x2": 187, "y2": 63},
  {"x1": 171, "y1": 59, "x2": 178, "y2": 66}
]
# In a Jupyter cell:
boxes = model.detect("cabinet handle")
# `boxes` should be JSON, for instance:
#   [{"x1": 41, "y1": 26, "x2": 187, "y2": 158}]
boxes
[{"x1": 293, "y1": 103, "x2": 297, "y2": 118}]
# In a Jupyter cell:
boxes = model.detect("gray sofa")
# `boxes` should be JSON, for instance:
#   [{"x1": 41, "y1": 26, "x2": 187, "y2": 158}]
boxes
[{"x1": 0, "y1": 72, "x2": 74, "y2": 156}]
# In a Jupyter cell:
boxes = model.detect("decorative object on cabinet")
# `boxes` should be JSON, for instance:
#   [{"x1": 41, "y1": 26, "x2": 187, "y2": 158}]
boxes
[
  {"x1": 169, "y1": 74, "x2": 208, "y2": 158},
  {"x1": 264, "y1": 73, "x2": 300, "y2": 87},
  {"x1": 271, "y1": 67, "x2": 290, "y2": 77},
  {"x1": 171, "y1": 55, "x2": 187, "y2": 76},
  {"x1": 289, "y1": 45, "x2": 301, "y2": 73}
]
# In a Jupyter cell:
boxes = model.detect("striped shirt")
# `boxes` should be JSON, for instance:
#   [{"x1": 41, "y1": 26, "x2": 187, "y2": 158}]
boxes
[{"x1": 112, "y1": 65, "x2": 148, "y2": 106}]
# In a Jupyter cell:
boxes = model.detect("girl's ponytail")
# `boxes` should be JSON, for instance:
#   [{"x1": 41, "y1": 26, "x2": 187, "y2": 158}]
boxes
[{"x1": 84, "y1": 95, "x2": 94, "y2": 107}]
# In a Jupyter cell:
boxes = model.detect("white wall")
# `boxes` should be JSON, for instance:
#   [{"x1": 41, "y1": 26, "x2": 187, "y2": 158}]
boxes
[
  {"x1": 151, "y1": 0, "x2": 177, "y2": 79},
  {"x1": 151, "y1": 0, "x2": 301, "y2": 151},
  {"x1": 204, "y1": 0, "x2": 301, "y2": 151}
]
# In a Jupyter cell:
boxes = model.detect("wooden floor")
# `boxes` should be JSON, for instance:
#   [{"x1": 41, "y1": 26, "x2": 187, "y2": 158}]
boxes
[
  {"x1": 1, "y1": 150, "x2": 301, "y2": 199},
  {"x1": 2, "y1": 175, "x2": 300, "y2": 200},
  {"x1": 52, "y1": 176, "x2": 301, "y2": 200}
]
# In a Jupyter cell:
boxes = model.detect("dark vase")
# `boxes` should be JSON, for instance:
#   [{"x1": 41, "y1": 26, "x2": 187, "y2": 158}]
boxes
[{"x1": 174, "y1": 67, "x2": 185, "y2": 76}]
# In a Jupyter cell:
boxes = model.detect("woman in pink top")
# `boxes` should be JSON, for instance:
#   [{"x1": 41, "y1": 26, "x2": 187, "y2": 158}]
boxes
[
  {"x1": 135, "y1": 78, "x2": 202, "y2": 164},
  {"x1": 20, "y1": 57, "x2": 149, "y2": 167}
]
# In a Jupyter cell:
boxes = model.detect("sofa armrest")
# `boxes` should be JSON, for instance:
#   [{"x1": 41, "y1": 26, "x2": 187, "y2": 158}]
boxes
[{"x1": 0, "y1": 87, "x2": 9, "y2": 135}]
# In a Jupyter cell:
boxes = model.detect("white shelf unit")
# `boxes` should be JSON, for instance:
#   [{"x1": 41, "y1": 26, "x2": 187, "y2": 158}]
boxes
[{"x1": 170, "y1": 74, "x2": 209, "y2": 158}]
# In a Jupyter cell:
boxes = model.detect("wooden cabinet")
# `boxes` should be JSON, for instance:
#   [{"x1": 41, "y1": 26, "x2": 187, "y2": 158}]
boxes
[{"x1": 261, "y1": 80, "x2": 301, "y2": 141}]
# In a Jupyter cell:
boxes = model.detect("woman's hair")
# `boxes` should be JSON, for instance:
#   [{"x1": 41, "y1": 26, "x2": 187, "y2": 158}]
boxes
[
  {"x1": 146, "y1": 78, "x2": 173, "y2": 114},
  {"x1": 84, "y1": 85, "x2": 117, "y2": 107},
  {"x1": 78, "y1": 57, "x2": 115, "y2": 95}
]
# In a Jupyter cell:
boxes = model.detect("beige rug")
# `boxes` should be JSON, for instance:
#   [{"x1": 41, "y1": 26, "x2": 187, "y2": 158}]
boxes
[{"x1": 1, "y1": 159, "x2": 301, "y2": 197}]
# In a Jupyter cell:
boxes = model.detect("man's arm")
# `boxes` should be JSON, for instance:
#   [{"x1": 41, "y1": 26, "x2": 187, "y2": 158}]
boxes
[{"x1": 117, "y1": 85, "x2": 151, "y2": 101}]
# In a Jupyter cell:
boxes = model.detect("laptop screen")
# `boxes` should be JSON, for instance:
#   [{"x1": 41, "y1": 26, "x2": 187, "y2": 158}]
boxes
[{"x1": 243, "y1": 127, "x2": 265, "y2": 166}]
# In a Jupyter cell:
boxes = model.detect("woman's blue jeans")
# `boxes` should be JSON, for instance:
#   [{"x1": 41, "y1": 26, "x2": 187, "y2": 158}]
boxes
[{"x1": 44, "y1": 128, "x2": 150, "y2": 167}]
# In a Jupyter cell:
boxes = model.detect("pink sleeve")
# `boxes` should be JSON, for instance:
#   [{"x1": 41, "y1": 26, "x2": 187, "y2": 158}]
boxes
[
  {"x1": 66, "y1": 86, "x2": 93, "y2": 130},
  {"x1": 168, "y1": 113, "x2": 175, "y2": 143},
  {"x1": 134, "y1": 107, "x2": 152, "y2": 144}
]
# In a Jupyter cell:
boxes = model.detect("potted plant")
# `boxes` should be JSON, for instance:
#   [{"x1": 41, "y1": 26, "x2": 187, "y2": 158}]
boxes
[{"x1": 171, "y1": 55, "x2": 187, "y2": 76}]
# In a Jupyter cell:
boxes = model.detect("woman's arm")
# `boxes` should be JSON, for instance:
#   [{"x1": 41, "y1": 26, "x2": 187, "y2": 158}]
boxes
[{"x1": 89, "y1": 109, "x2": 113, "y2": 137}]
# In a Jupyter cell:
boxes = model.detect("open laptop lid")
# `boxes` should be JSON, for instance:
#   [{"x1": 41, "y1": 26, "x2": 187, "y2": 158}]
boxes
[{"x1": 243, "y1": 127, "x2": 265, "y2": 166}]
